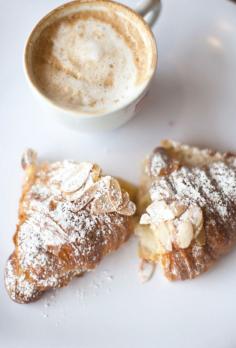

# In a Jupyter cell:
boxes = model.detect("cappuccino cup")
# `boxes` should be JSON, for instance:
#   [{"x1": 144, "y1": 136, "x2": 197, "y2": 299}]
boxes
[{"x1": 24, "y1": 0, "x2": 159, "y2": 131}]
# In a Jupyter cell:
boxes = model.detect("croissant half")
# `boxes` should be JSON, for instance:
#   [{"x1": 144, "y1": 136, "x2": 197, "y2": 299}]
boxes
[
  {"x1": 5, "y1": 150, "x2": 136, "y2": 303},
  {"x1": 137, "y1": 140, "x2": 236, "y2": 280}
]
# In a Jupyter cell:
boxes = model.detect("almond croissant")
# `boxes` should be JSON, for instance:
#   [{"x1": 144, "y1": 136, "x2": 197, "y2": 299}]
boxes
[
  {"x1": 5, "y1": 149, "x2": 136, "y2": 303},
  {"x1": 137, "y1": 140, "x2": 236, "y2": 280}
]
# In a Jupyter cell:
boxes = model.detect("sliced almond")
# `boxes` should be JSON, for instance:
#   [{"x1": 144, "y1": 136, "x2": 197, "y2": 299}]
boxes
[
  {"x1": 189, "y1": 206, "x2": 203, "y2": 237},
  {"x1": 91, "y1": 164, "x2": 101, "y2": 182},
  {"x1": 96, "y1": 176, "x2": 112, "y2": 194},
  {"x1": 118, "y1": 191, "x2": 130, "y2": 210},
  {"x1": 181, "y1": 205, "x2": 203, "y2": 238},
  {"x1": 146, "y1": 200, "x2": 175, "y2": 224},
  {"x1": 150, "y1": 188, "x2": 163, "y2": 201},
  {"x1": 176, "y1": 221, "x2": 194, "y2": 249},
  {"x1": 71, "y1": 182, "x2": 99, "y2": 212},
  {"x1": 140, "y1": 213, "x2": 151, "y2": 225},
  {"x1": 153, "y1": 221, "x2": 173, "y2": 252},
  {"x1": 118, "y1": 201, "x2": 136, "y2": 216},
  {"x1": 170, "y1": 201, "x2": 187, "y2": 218},
  {"x1": 91, "y1": 193, "x2": 114, "y2": 214},
  {"x1": 138, "y1": 260, "x2": 156, "y2": 283},
  {"x1": 108, "y1": 178, "x2": 122, "y2": 209},
  {"x1": 150, "y1": 184, "x2": 173, "y2": 201},
  {"x1": 145, "y1": 201, "x2": 158, "y2": 217},
  {"x1": 66, "y1": 175, "x2": 95, "y2": 202},
  {"x1": 66, "y1": 185, "x2": 87, "y2": 202},
  {"x1": 195, "y1": 223, "x2": 204, "y2": 238},
  {"x1": 195, "y1": 227, "x2": 206, "y2": 245},
  {"x1": 136, "y1": 225, "x2": 166, "y2": 255},
  {"x1": 61, "y1": 162, "x2": 93, "y2": 193},
  {"x1": 21, "y1": 149, "x2": 37, "y2": 169}
]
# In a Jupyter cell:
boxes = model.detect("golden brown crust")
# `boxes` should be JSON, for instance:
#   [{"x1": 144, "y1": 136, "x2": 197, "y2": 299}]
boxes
[
  {"x1": 137, "y1": 140, "x2": 236, "y2": 280},
  {"x1": 5, "y1": 150, "x2": 135, "y2": 303}
]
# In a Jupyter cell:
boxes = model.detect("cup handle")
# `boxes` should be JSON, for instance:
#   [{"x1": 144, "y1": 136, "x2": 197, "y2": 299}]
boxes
[{"x1": 135, "y1": 0, "x2": 161, "y2": 27}]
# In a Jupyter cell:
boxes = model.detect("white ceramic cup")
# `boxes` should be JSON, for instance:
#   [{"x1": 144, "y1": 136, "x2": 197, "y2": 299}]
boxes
[{"x1": 24, "y1": 0, "x2": 160, "y2": 132}]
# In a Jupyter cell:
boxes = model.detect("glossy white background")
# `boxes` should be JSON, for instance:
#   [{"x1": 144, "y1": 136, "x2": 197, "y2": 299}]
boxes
[{"x1": 1, "y1": 0, "x2": 236, "y2": 347}]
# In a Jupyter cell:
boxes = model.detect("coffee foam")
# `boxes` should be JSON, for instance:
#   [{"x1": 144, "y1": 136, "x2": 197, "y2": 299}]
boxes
[{"x1": 29, "y1": 3, "x2": 156, "y2": 114}]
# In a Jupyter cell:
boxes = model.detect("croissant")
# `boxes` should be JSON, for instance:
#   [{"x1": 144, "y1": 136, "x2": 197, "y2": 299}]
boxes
[
  {"x1": 5, "y1": 149, "x2": 136, "y2": 303},
  {"x1": 137, "y1": 140, "x2": 236, "y2": 280}
]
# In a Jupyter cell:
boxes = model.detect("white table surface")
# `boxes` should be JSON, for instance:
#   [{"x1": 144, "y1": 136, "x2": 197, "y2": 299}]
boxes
[{"x1": 1, "y1": 0, "x2": 236, "y2": 347}]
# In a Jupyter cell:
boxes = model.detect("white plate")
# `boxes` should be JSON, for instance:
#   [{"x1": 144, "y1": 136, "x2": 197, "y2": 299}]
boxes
[{"x1": 1, "y1": 0, "x2": 236, "y2": 347}]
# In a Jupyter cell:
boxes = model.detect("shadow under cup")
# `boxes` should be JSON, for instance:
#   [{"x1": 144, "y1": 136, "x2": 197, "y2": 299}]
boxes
[{"x1": 24, "y1": 0, "x2": 157, "y2": 131}]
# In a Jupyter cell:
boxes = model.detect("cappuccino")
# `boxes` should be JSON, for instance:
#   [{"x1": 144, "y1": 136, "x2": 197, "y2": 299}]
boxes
[{"x1": 27, "y1": 1, "x2": 156, "y2": 114}]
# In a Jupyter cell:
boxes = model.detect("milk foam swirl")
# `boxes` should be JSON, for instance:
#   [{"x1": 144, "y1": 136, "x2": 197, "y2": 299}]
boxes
[{"x1": 30, "y1": 5, "x2": 156, "y2": 114}]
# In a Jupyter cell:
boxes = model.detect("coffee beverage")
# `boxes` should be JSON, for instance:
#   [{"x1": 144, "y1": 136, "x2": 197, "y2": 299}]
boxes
[{"x1": 26, "y1": 1, "x2": 156, "y2": 115}]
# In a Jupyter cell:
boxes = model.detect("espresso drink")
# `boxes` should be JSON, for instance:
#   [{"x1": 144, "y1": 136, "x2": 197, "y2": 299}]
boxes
[{"x1": 29, "y1": 1, "x2": 156, "y2": 114}]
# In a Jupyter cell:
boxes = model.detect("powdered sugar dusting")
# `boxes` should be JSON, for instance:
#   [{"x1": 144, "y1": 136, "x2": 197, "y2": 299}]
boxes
[
  {"x1": 150, "y1": 154, "x2": 236, "y2": 224},
  {"x1": 40, "y1": 269, "x2": 114, "y2": 322}
]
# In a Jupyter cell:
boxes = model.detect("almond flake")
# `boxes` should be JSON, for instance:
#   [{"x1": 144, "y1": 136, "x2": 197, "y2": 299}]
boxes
[
  {"x1": 61, "y1": 162, "x2": 93, "y2": 193},
  {"x1": 118, "y1": 191, "x2": 130, "y2": 209},
  {"x1": 176, "y1": 221, "x2": 194, "y2": 248},
  {"x1": 138, "y1": 260, "x2": 156, "y2": 283},
  {"x1": 21, "y1": 149, "x2": 38, "y2": 170},
  {"x1": 91, "y1": 193, "x2": 114, "y2": 214},
  {"x1": 154, "y1": 222, "x2": 173, "y2": 251},
  {"x1": 140, "y1": 213, "x2": 151, "y2": 225},
  {"x1": 71, "y1": 183, "x2": 99, "y2": 212},
  {"x1": 108, "y1": 178, "x2": 122, "y2": 208},
  {"x1": 118, "y1": 201, "x2": 136, "y2": 216},
  {"x1": 170, "y1": 202, "x2": 187, "y2": 218},
  {"x1": 91, "y1": 164, "x2": 101, "y2": 182},
  {"x1": 147, "y1": 200, "x2": 176, "y2": 224}
]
